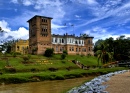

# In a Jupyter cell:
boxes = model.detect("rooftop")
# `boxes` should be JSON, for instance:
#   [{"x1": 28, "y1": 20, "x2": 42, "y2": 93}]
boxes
[{"x1": 27, "y1": 15, "x2": 53, "y2": 22}]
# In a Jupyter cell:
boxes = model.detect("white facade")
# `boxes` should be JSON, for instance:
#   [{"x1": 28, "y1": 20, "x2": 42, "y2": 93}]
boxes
[{"x1": 52, "y1": 37, "x2": 84, "y2": 46}]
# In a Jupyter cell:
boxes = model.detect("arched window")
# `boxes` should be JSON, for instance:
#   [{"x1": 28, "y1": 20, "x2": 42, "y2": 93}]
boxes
[{"x1": 17, "y1": 46, "x2": 19, "y2": 51}]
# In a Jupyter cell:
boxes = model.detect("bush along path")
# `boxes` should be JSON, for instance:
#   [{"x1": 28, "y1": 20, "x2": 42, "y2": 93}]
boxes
[{"x1": 67, "y1": 70, "x2": 128, "y2": 93}]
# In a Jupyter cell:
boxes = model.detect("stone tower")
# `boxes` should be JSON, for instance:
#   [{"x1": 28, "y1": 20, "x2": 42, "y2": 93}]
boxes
[{"x1": 27, "y1": 15, "x2": 53, "y2": 54}]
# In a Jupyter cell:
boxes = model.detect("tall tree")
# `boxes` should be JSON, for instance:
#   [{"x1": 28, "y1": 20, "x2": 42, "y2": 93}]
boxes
[{"x1": 95, "y1": 42, "x2": 111, "y2": 66}]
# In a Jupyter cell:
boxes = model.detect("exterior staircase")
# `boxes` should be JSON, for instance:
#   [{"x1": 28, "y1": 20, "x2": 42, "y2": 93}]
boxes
[{"x1": 71, "y1": 60, "x2": 90, "y2": 70}]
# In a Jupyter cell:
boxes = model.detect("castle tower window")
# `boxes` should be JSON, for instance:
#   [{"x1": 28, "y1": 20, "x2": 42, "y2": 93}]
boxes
[
  {"x1": 42, "y1": 18, "x2": 47, "y2": 23},
  {"x1": 89, "y1": 47, "x2": 91, "y2": 51},
  {"x1": 88, "y1": 40, "x2": 91, "y2": 44},
  {"x1": 42, "y1": 18, "x2": 44, "y2": 22}
]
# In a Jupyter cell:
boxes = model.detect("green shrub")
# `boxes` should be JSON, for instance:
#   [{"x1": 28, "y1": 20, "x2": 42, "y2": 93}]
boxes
[
  {"x1": 28, "y1": 54, "x2": 31, "y2": 59},
  {"x1": 61, "y1": 53, "x2": 66, "y2": 59},
  {"x1": 63, "y1": 50, "x2": 68, "y2": 55},
  {"x1": 22, "y1": 56, "x2": 29, "y2": 62},
  {"x1": 44, "y1": 48, "x2": 54, "y2": 57},
  {"x1": 12, "y1": 52, "x2": 17, "y2": 57}
]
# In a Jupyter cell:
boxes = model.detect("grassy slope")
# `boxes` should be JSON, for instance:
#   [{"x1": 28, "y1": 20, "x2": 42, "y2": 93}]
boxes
[
  {"x1": 0, "y1": 54, "x2": 100, "y2": 72},
  {"x1": 0, "y1": 54, "x2": 128, "y2": 84}
]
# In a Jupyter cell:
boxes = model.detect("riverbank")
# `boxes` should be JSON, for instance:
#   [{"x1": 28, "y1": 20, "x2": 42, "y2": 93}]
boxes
[
  {"x1": 103, "y1": 71, "x2": 130, "y2": 93},
  {"x1": 0, "y1": 67, "x2": 127, "y2": 85},
  {"x1": 67, "y1": 70, "x2": 128, "y2": 93}
]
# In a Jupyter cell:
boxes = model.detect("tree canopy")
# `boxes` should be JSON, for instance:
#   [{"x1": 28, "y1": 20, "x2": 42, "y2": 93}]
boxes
[{"x1": 94, "y1": 36, "x2": 130, "y2": 65}]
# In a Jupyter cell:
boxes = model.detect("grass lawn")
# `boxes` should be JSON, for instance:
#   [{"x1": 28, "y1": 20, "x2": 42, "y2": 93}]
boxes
[
  {"x1": 0, "y1": 53, "x2": 128, "y2": 84},
  {"x1": 0, "y1": 54, "x2": 100, "y2": 73}
]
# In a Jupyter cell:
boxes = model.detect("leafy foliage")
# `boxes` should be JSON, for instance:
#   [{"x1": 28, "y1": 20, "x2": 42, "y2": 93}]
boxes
[
  {"x1": 22, "y1": 56, "x2": 29, "y2": 62},
  {"x1": 63, "y1": 50, "x2": 68, "y2": 55},
  {"x1": 94, "y1": 35, "x2": 130, "y2": 65},
  {"x1": 44, "y1": 48, "x2": 54, "y2": 57},
  {"x1": 61, "y1": 53, "x2": 66, "y2": 59}
]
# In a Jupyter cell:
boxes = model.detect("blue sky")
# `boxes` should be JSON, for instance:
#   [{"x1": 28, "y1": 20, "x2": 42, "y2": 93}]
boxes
[{"x1": 0, "y1": 0, "x2": 130, "y2": 43}]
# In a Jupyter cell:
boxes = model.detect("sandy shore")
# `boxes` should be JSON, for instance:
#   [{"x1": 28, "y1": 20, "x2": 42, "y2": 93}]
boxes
[{"x1": 103, "y1": 71, "x2": 130, "y2": 93}]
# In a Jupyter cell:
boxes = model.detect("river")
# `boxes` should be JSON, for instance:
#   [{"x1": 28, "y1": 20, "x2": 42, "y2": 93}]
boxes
[{"x1": 0, "y1": 77, "x2": 94, "y2": 93}]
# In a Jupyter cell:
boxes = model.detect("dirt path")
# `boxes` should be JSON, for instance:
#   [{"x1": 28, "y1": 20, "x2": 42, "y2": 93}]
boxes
[{"x1": 103, "y1": 71, "x2": 130, "y2": 93}]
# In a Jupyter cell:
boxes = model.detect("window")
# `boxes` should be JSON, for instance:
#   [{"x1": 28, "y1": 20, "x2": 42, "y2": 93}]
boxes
[
  {"x1": 82, "y1": 48, "x2": 86, "y2": 52},
  {"x1": 62, "y1": 39, "x2": 64, "y2": 43},
  {"x1": 42, "y1": 18, "x2": 43, "y2": 22},
  {"x1": 79, "y1": 48, "x2": 80, "y2": 52},
  {"x1": 60, "y1": 47, "x2": 63, "y2": 51},
  {"x1": 56, "y1": 46, "x2": 58, "y2": 52},
  {"x1": 72, "y1": 47, "x2": 74, "y2": 51},
  {"x1": 88, "y1": 40, "x2": 91, "y2": 44},
  {"x1": 41, "y1": 25, "x2": 48, "y2": 37},
  {"x1": 76, "y1": 48, "x2": 78, "y2": 52},
  {"x1": 75, "y1": 41, "x2": 78, "y2": 44},
  {"x1": 79, "y1": 41, "x2": 80, "y2": 44},
  {"x1": 23, "y1": 40, "x2": 26, "y2": 43},
  {"x1": 17, "y1": 46, "x2": 19, "y2": 51},
  {"x1": 69, "y1": 47, "x2": 71, "y2": 51},
  {"x1": 62, "y1": 47, "x2": 64, "y2": 51},
  {"x1": 22, "y1": 46, "x2": 24, "y2": 50},
  {"x1": 89, "y1": 47, "x2": 91, "y2": 51},
  {"x1": 42, "y1": 18, "x2": 47, "y2": 23},
  {"x1": 55, "y1": 38, "x2": 57, "y2": 43}
]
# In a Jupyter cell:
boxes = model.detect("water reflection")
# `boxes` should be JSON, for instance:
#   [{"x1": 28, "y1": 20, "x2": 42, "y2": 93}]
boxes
[{"x1": 0, "y1": 77, "x2": 93, "y2": 93}]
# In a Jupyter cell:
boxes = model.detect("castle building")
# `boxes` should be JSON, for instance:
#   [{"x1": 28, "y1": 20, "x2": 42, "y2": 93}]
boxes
[
  {"x1": 11, "y1": 39, "x2": 29, "y2": 54},
  {"x1": 27, "y1": 15, "x2": 94, "y2": 55}
]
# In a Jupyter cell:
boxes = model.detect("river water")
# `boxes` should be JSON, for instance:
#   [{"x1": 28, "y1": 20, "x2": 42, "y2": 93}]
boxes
[{"x1": 0, "y1": 77, "x2": 93, "y2": 93}]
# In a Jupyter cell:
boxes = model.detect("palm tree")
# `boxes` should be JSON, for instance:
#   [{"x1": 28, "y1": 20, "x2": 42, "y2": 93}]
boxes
[{"x1": 96, "y1": 42, "x2": 111, "y2": 66}]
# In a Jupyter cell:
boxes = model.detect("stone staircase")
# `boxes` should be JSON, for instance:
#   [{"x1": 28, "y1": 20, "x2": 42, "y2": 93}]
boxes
[{"x1": 71, "y1": 60, "x2": 90, "y2": 70}]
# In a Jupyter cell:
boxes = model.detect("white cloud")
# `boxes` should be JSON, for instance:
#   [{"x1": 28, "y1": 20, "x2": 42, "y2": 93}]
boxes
[
  {"x1": 0, "y1": 20, "x2": 29, "y2": 41},
  {"x1": 83, "y1": 27, "x2": 113, "y2": 43},
  {"x1": 11, "y1": 0, "x2": 33, "y2": 6},
  {"x1": 87, "y1": 0, "x2": 98, "y2": 5},
  {"x1": 23, "y1": 0, "x2": 32, "y2": 6},
  {"x1": 78, "y1": 1, "x2": 130, "y2": 27},
  {"x1": 0, "y1": 20, "x2": 11, "y2": 32},
  {"x1": 51, "y1": 23, "x2": 65, "y2": 29},
  {"x1": 75, "y1": 15, "x2": 81, "y2": 18},
  {"x1": 10, "y1": 0, "x2": 66, "y2": 26},
  {"x1": 10, "y1": 27, "x2": 29, "y2": 40},
  {"x1": 11, "y1": 0, "x2": 18, "y2": 3},
  {"x1": 83, "y1": 26, "x2": 130, "y2": 43}
]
